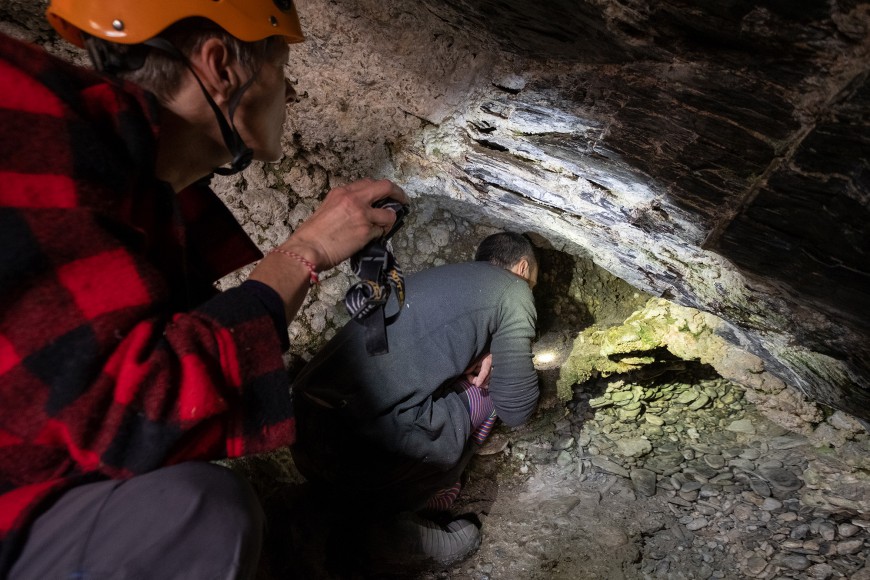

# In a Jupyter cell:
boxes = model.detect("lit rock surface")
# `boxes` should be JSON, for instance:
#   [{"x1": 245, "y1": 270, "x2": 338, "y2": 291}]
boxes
[{"x1": 3, "y1": 1, "x2": 868, "y2": 418}]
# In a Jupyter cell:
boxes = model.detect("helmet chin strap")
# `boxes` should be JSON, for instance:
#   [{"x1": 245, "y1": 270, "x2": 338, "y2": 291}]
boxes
[{"x1": 144, "y1": 38, "x2": 256, "y2": 176}]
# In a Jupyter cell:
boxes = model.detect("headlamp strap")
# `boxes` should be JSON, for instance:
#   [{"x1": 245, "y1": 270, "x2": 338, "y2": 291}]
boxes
[
  {"x1": 144, "y1": 38, "x2": 254, "y2": 175},
  {"x1": 344, "y1": 199, "x2": 409, "y2": 356}
]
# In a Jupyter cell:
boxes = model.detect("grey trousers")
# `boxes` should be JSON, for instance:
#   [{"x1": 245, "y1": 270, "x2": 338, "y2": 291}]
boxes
[
  {"x1": 9, "y1": 462, "x2": 264, "y2": 580},
  {"x1": 292, "y1": 394, "x2": 475, "y2": 514}
]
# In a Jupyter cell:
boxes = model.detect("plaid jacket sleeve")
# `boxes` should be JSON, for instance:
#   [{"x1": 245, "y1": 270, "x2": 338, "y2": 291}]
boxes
[{"x1": 0, "y1": 32, "x2": 295, "y2": 558}]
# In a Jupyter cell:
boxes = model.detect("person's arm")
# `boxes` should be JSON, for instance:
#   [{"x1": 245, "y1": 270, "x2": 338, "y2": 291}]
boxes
[
  {"x1": 248, "y1": 178, "x2": 406, "y2": 322},
  {"x1": 1, "y1": 176, "x2": 406, "y2": 479},
  {"x1": 486, "y1": 281, "x2": 539, "y2": 427}
]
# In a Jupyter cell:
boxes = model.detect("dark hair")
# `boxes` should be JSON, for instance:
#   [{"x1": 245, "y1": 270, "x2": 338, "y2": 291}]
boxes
[
  {"x1": 474, "y1": 232, "x2": 536, "y2": 269},
  {"x1": 84, "y1": 17, "x2": 281, "y2": 100}
]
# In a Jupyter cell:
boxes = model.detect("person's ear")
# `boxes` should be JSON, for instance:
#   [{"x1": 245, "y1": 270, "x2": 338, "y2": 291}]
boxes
[
  {"x1": 189, "y1": 37, "x2": 244, "y2": 106},
  {"x1": 509, "y1": 258, "x2": 530, "y2": 279}
]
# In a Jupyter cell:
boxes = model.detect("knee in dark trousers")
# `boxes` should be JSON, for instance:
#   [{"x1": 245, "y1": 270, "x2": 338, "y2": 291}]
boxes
[{"x1": 11, "y1": 462, "x2": 265, "y2": 580}]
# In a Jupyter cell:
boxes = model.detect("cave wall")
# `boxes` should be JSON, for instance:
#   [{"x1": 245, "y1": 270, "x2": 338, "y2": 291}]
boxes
[{"x1": 2, "y1": 0, "x2": 867, "y2": 419}]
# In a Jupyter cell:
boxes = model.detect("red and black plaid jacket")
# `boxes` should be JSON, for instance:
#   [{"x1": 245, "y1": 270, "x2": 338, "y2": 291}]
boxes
[{"x1": 0, "y1": 33, "x2": 296, "y2": 571}]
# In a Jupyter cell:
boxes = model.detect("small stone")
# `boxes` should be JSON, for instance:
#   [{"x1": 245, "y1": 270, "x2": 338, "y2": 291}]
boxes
[
  {"x1": 671, "y1": 473, "x2": 687, "y2": 488},
  {"x1": 761, "y1": 498, "x2": 783, "y2": 511},
  {"x1": 681, "y1": 481, "x2": 702, "y2": 493},
  {"x1": 685, "y1": 463, "x2": 719, "y2": 481},
  {"x1": 740, "y1": 448, "x2": 762, "y2": 460},
  {"x1": 777, "y1": 511, "x2": 798, "y2": 522},
  {"x1": 654, "y1": 559, "x2": 670, "y2": 576},
  {"x1": 729, "y1": 458, "x2": 755, "y2": 471},
  {"x1": 699, "y1": 484, "x2": 720, "y2": 498},
  {"x1": 676, "y1": 390, "x2": 700, "y2": 404},
  {"x1": 690, "y1": 443, "x2": 721, "y2": 456},
  {"x1": 780, "y1": 554, "x2": 811, "y2": 571},
  {"x1": 589, "y1": 396, "x2": 611, "y2": 408},
  {"x1": 493, "y1": 74, "x2": 526, "y2": 92},
  {"x1": 727, "y1": 419, "x2": 756, "y2": 434},
  {"x1": 818, "y1": 523, "x2": 836, "y2": 541},
  {"x1": 667, "y1": 496, "x2": 694, "y2": 507},
  {"x1": 828, "y1": 410, "x2": 861, "y2": 432},
  {"x1": 837, "y1": 538, "x2": 864, "y2": 555},
  {"x1": 630, "y1": 468, "x2": 657, "y2": 497},
  {"x1": 645, "y1": 414, "x2": 665, "y2": 426},
  {"x1": 610, "y1": 391, "x2": 634, "y2": 403},
  {"x1": 688, "y1": 394, "x2": 711, "y2": 411},
  {"x1": 806, "y1": 563, "x2": 833, "y2": 579},
  {"x1": 803, "y1": 539, "x2": 821, "y2": 552},
  {"x1": 750, "y1": 479, "x2": 772, "y2": 497},
  {"x1": 758, "y1": 467, "x2": 802, "y2": 492},
  {"x1": 556, "y1": 450, "x2": 573, "y2": 466},
  {"x1": 838, "y1": 523, "x2": 860, "y2": 538},
  {"x1": 644, "y1": 425, "x2": 664, "y2": 437},
  {"x1": 618, "y1": 407, "x2": 643, "y2": 421},
  {"x1": 733, "y1": 503, "x2": 754, "y2": 521},
  {"x1": 745, "y1": 556, "x2": 767, "y2": 575},
  {"x1": 589, "y1": 456, "x2": 630, "y2": 478},
  {"x1": 696, "y1": 504, "x2": 716, "y2": 516},
  {"x1": 790, "y1": 524, "x2": 810, "y2": 539},
  {"x1": 769, "y1": 435, "x2": 808, "y2": 450},
  {"x1": 616, "y1": 438, "x2": 652, "y2": 458},
  {"x1": 553, "y1": 436, "x2": 575, "y2": 451},
  {"x1": 686, "y1": 517, "x2": 708, "y2": 531},
  {"x1": 703, "y1": 455, "x2": 725, "y2": 469}
]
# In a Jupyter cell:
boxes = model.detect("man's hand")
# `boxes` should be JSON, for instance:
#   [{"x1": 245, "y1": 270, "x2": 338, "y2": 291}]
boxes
[
  {"x1": 286, "y1": 179, "x2": 408, "y2": 271},
  {"x1": 248, "y1": 178, "x2": 408, "y2": 321},
  {"x1": 464, "y1": 353, "x2": 493, "y2": 389}
]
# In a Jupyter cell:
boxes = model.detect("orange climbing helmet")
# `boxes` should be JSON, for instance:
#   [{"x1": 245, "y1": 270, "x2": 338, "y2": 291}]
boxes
[{"x1": 46, "y1": 0, "x2": 304, "y2": 48}]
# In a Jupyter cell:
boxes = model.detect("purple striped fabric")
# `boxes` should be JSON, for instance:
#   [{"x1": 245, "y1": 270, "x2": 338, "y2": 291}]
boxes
[{"x1": 425, "y1": 480, "x2": 462, "y2": 511}]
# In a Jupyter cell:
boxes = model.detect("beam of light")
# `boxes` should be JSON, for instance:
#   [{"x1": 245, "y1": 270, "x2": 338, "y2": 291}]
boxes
[{"x1": 535, "y1": 351, "x2": 556, "y2": 364}]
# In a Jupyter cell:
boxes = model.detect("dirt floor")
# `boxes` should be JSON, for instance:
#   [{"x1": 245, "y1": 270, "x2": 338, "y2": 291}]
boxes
[{"x1": 235, "y1": 356, "x2": 870, "y2": 580}]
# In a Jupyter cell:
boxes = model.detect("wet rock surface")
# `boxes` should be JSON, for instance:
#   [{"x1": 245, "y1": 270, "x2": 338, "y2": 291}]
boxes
[{"x1": 422, "y1": 364, "x2": 870, "y2": 580}]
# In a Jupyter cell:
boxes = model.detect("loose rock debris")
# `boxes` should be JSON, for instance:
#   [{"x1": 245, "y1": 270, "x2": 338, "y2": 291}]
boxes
[{"x1": 417, "y1": 363, "x2": 870, "y2": 580}]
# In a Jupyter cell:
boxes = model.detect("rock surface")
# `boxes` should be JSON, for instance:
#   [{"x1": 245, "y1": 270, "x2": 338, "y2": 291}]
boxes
[{"x1": 3, "y1": 0, "x2": 868, "y2": 417}]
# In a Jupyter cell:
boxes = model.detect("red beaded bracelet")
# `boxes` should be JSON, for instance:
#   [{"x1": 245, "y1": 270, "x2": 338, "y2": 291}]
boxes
[{"x1": 269, "y1": 248, "x2": 320, "y2": 285}]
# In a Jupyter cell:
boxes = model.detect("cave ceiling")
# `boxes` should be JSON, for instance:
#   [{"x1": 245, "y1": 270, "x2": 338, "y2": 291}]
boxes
[{"x1": 2, "y1": 0, "x2": 868, "y2": 419}]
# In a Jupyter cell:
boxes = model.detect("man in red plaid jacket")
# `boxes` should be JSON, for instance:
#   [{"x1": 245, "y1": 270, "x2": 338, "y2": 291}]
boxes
[{"x1": 0, "y1": 0, "x2": 406, "y2": 577}]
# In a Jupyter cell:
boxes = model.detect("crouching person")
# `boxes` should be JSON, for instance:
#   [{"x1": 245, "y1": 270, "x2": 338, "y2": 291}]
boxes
[{"x1": 291, "y1": 232, "x2": 540, "y2": 572}]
